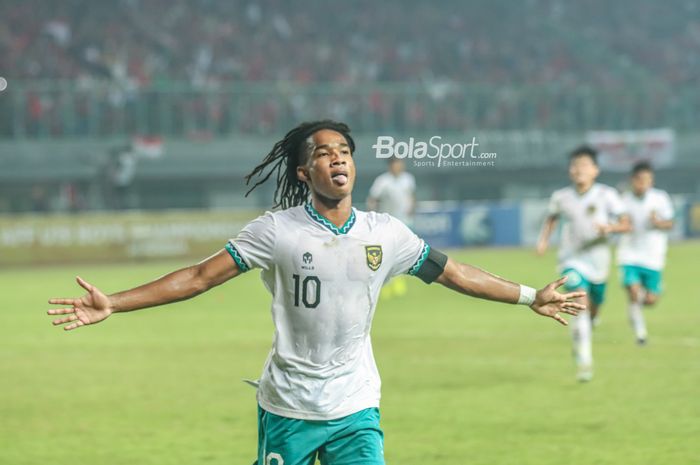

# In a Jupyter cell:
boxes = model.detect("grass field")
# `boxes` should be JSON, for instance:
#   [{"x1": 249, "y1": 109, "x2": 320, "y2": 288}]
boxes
[{"x1": 1, "y1": 242, "x2": 698, "y2": 465}]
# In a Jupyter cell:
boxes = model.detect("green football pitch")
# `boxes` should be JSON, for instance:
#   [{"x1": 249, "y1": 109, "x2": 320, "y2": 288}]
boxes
[{"x1": 2, "y1": 242, "x2": 698, "y2": 465}]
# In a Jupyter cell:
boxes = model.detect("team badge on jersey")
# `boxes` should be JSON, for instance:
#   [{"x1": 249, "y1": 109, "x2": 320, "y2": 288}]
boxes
[
  {"x1": 587, "y1": 204, "x2": 596, "y2": 215},
  {"x1": 365, "y1": 245, "x2": 383, "y2": 271}
]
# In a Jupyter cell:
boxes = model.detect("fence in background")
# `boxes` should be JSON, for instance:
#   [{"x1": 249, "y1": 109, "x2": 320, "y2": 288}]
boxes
[{"x1": 2, "y1": 81, "x2": 699, "y2": 139}]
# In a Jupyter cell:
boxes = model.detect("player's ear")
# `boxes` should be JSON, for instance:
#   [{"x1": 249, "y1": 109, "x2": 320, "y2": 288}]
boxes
[{"x1": 297, "y1": 166, "x2": 310, "y2": 183}]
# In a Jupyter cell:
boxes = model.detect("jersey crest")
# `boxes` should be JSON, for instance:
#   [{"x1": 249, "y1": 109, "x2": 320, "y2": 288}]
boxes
[{"x1": 365, "y1": 245, "x2": 383, "y2": 271}]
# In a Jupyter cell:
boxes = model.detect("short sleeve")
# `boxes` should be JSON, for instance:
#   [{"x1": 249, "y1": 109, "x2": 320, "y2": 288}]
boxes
[
  {"x1": 388, "y1": 215, "x2": 430, "y2": 278},
  {"x1": 226, "y1": 212, "x2": 277, "y2": 272},
  {"x1": 547, "y1": 191, "x2": 561, "y2": 216},
  {"x1": 368, "y1": 175, "x2": 386, "y2": 200},
  {"x1": 606, "y1": 187, "x2": 626, "y2": 218},
  {"x1": 658, "y1": 192, "x2": 675, "y2": 220}
]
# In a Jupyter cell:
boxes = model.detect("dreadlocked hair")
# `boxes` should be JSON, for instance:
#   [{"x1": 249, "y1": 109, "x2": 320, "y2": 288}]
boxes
[{"x1": 244, "y1": 120, "x2": 356, "y2": 209}]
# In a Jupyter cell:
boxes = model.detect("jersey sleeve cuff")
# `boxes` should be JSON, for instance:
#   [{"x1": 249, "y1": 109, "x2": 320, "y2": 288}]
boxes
[
  {"x1": 225, "y1": 241, "x2": 251, "y2": 272},
  {"x1": 407, "y1": 242, "x2": 430, "y2": 276}
]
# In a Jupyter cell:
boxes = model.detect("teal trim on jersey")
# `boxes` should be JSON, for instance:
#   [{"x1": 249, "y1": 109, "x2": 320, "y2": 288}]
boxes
[
  {"x1": 255, "y1": 405, "x2": 384, "y2": 465},
  {"x1": 408, "y1": 242, "x2": 430, "y2": 275},
  {"x1": 304, "y1": 203, "x2": 357, "y2": 235},
  {"x1": 225, "y1": 242, "x2": 250, "y2": 272},
  {"x1": 620, "y1": 265, "x2": 663, "y2": 295}
]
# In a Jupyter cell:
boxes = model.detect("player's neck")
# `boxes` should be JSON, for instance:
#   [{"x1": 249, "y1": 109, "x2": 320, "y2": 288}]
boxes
[
  {"x1": 310, "y1": 195, "x2": 353, "y2": 228},
  {"x1": 574, "y1": 182, "x2": 595, "y2": 195}
]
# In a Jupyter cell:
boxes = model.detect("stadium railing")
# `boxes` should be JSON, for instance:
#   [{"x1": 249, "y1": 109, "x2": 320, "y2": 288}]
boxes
[{"x1": 1, "y1": 81, "x2": 697, "y2": 139}]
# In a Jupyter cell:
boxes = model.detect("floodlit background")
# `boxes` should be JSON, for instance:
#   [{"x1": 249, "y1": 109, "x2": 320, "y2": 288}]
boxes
[{"x1": 1, "y1": 1, "x2": 698, "y2": 464}]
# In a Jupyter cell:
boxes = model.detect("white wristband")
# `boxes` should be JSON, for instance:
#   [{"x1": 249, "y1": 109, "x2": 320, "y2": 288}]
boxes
[{"x1": 518, "y1": 285, "x2": 536, "y2": 306}]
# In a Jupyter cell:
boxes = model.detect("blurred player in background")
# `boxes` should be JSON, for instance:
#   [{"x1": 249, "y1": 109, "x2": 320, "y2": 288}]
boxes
[
  {"x1": 49, "y1": 121, "x2": 584, "y2": 465},
  {"x1": 367, "y1": 157, "x2": 416, "y2": 225},
  {"x1": 367, "y1": 157, "x2": 416, "y2": 297},
  {"x1": 537, "y1": 145, "x2": 630, "y2": 382},
  {"x1": 617, "y1": 161, "x2": 674, "y2": 345}
]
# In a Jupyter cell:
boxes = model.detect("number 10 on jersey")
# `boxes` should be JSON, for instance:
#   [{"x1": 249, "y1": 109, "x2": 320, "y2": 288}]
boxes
[{"x1": 292, "y1": 274, "x2": 321, "y2": 308}]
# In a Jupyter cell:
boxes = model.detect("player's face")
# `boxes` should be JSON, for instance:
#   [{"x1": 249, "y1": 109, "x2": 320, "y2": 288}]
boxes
[
  {"x1": 568, "y1": 155, "x2": 599, "y2": 188},
  {"x1": 631, "y1": 170, "x2": 653, "y2": 195},
  {"x1": 298, "y1": 129, "x2": 356, "y2": 201},
  {"x1": 388, "y1": 158, "x2": 404, "y2": 175}
]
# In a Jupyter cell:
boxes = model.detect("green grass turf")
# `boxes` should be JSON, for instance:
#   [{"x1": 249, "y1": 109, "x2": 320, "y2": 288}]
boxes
[{"x1": 1, "y1": 242, "x2": 698, "y2": 465}]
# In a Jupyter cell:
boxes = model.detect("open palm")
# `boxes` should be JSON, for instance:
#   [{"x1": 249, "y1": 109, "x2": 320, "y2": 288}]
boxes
[
  {"x1": 48, "y1": 276, "x2": 113, "y2": 331},
  {"x1": 530, "y1": 276, "x2": 586, "y2": 326}
]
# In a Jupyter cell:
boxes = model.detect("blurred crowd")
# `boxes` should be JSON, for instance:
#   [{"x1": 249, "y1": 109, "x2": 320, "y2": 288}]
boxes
[
  {"x1": 3, "y1": 0, "x2": 699, "y2": 86},
  {"x1": 0, "y1": 0, "x2": 698, "y2": 135}
]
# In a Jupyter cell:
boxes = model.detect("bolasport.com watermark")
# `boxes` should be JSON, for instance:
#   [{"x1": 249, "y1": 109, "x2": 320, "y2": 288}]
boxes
[{"x1": 372, "y1": 135, "x2": 497, "y2": 168}]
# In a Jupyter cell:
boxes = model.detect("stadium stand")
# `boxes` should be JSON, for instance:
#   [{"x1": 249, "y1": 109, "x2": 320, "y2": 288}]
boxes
[{"x1": 1, "y1": 0, "x2": 699, "y2": 137}]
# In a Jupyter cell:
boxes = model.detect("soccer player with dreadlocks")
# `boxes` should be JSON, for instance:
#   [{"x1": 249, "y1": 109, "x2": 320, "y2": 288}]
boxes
[{"x1": 48, "y1": 120, "x2": 585, "y2": 465}]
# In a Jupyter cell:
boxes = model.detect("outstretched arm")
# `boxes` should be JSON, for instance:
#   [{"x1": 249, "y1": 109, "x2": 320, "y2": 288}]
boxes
[
  {"x1": 48, "y1": 249, "x2": 240, "y2": 331},
  {"x1": 435, "y1": 257, "x2": 585, "y2": 325}
]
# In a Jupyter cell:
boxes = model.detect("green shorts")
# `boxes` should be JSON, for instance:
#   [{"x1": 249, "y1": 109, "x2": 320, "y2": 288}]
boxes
[
  {"x1": 620, "y1": 265, "x2": 663, "y2": 295},
  {"x1": 561, "y1": 268, "x2": 606, "y2": 306},
  {"x1": 255, "y1": 405, "x2": 385, "y2": 465}
]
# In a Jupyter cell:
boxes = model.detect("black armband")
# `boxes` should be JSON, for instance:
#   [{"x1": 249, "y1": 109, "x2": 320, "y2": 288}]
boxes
[{"x1": 413, "y1": 246, "x2": 448, "y2": 284}]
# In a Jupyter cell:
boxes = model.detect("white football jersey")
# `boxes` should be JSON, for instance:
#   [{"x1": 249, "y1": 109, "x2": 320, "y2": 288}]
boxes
[
  {"x1": 368, "y1": 172, "x2": 416, "y2": 223},
  {"x1": 617, "y1": 188, "x2": 674, "y2": 270},
  {"x1": 226, "y1": 204, "x2": 429, "y2": 420},
  {"x1": 548, "y1": 183, "x2": 626, "y2": 283}
]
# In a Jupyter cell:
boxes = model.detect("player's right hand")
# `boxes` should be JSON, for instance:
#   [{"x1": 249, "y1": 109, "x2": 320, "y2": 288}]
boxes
[{"x1": 48, "y1": 276, "x2": 113, "y2": 331}]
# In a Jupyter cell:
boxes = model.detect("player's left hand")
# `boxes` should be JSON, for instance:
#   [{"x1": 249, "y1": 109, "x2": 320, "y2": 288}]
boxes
[{"x1": 529, "y1": 276, "x2": 586, "y2": 326}]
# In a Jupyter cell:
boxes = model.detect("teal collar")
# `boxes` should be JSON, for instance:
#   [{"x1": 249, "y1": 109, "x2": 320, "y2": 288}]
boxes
[{"x1": 304, "y1": 203, "x2": 356, "y2": 235}]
